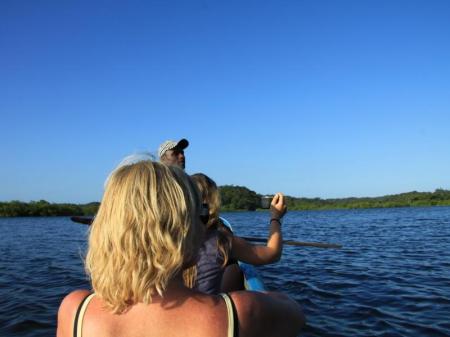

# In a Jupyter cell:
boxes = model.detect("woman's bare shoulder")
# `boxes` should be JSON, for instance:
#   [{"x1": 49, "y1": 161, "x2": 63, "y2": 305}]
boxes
[
  {"x1": 57, "y1": 289, "x2": 91, "y2": 337},
  {"x1": 227, "y1": 290, "x2": 268, "y2": 314},
  {"x1": 227, "y1": 291, "x2": 305, "y2": 337},
  {"x1": 60, "y1": 289, "x2": 92, "y2": 313}
]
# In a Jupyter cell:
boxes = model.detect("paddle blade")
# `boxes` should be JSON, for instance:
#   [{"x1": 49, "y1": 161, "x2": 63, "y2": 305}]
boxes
[{"x1": 70, "y1": 216, "x2": 93, "y2": 225}]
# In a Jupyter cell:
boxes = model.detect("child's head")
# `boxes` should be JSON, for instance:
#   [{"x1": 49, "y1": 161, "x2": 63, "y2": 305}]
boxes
[{"x1": 190, "y1": 173, "x2": 220, "y2": 229}]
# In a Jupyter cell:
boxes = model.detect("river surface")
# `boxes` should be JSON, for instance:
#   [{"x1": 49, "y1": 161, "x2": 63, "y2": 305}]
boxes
[{"x1": 1, "y1": 207, "x2": 449, "y2": 336}]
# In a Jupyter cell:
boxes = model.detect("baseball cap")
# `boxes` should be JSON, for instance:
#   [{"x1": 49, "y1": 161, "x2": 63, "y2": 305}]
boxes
[{"x1": 158, "y1": 138, "x2": 189, "y2": 159}]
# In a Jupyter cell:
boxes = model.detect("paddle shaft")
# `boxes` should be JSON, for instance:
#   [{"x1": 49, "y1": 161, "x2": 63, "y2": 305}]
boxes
[
  {"x1": 70, "y1": 216, "x2": 342, "y2": 249},
  {"x1": 241, "y1": 236, "x2": 342, "y2": 249}
]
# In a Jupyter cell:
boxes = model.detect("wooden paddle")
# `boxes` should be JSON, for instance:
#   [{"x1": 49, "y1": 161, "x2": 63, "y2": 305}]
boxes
[
  {"x1": 240, "y1": 236, "x2": 342, "y2": 249},
  {"x1": 70, "y1": 216, "x2": 342, "y2": 249}
]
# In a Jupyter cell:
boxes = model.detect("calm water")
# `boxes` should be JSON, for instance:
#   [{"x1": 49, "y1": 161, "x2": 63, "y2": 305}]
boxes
[{"x1": 1, "y1": 207, "x2": 450, "y2": 337}]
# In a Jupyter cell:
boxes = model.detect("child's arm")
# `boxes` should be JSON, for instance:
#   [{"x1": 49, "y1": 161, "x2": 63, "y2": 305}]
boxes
[{"x1": 231, "y1": 193, "x2": 287, "y2": 265}]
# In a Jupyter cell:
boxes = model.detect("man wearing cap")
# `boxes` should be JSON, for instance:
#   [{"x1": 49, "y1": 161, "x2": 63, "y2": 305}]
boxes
[{"x1": 158, "y1": 138, "x2": 189, "y2": 169}]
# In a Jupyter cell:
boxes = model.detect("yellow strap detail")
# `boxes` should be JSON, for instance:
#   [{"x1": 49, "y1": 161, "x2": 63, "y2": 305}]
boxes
[
  {"x1": 220, "y1": 293, "x2": 234, "y2": 337},
  {"x1": 76, "y1": 293, "x2": 95, "y2": 337}
]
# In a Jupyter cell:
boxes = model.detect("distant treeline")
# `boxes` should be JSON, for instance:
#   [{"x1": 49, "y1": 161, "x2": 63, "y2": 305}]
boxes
[
  {"x1": 1, "y1": 188, "x2": 450, "y2": 217},
  {"x1": 284, "y1": 188, "x2": 450, "y2": 210},
  {"x1": 0, "y1": 200, "x2": 100, "y2": 217},
  {"x1": 221, "y1": 186, "x2": 450, "y2": 211}
]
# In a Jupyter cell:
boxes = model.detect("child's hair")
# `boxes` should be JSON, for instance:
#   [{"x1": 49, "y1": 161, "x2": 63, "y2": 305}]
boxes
[{"x1": 183, "y1": 173, "x2": 232, "y2": 288}]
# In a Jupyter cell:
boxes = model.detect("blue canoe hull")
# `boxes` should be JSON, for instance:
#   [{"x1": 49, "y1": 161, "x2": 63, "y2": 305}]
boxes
[{"x1": 220, "y1": 217, "x2": 266, "y2": 292}]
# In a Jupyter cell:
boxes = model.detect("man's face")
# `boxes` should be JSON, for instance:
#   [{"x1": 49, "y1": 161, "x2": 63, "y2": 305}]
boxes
[{"x1": 162, "y1": 148, "x2": 186, "y2": 169}]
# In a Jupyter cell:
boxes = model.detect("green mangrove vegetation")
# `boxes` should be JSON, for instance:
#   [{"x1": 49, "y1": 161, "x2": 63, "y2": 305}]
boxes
[
  {"x1": 283, "y1": 188, "x2": 450, "y2": 211},
  {"x1": 221, "y1": 187, "x2": 450, "y2": 211},
  {"x1": 0, "y1": 200, "x2": 100, "y2": 217},
  {"x1": 220, "y1": 185, "x2": 262, "y2": 211},
  {"x1": 1, "y1": 188, "x2": 450, "y2": 217}
]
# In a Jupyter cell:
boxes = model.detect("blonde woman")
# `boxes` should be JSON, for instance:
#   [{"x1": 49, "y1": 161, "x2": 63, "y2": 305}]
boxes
[
  {"x1": 57, "y1": 156, "x2": 304, "y2": 337},
  {"x1": 186, "y1": 173, "x2": 287, "y2": 294}
]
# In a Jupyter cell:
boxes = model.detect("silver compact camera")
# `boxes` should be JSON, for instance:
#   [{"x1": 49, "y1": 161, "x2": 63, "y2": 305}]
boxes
[{"x1": 260, "y1": 195, "x2": 273, "y2": 209}]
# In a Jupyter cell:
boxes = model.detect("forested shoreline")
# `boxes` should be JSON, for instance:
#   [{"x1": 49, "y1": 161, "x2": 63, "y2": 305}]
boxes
[{"x1": 1, "y1": 188, "x2": 450, "y2": 217}]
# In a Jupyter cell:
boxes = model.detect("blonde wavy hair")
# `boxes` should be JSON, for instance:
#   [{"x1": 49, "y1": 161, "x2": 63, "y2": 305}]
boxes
[
  {"x1": 86, "y1": 158, "x2": 202, "y2": 313},
  {"x1": 183, "y1": 173, "x2": 231, "y2": 288}
]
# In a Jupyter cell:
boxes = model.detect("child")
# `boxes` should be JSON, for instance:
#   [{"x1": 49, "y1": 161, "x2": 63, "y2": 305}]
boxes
[{"x1": 185, "y1": 173, "x2": 287, "y2": 294}]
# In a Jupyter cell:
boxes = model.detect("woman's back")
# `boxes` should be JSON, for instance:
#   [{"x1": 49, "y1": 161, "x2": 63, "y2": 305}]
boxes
[
  {"x1": 59, "y1": 289, "x2": 230, "y2": 337},
  {"x1": 58, "y1": 286, "x2": 304, "y2": 337}
]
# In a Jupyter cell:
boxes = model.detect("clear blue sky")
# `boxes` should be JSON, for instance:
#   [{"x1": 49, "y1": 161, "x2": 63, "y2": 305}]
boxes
[{"x1": 1, "y1": 1, "x2": 449, "y2": 203}]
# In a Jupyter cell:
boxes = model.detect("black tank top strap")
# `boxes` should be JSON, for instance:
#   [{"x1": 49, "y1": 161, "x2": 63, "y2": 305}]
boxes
[
  {"x1": 227, "y1": 293, "x2": 239, "y2": 337},
  {"x1": 73, "y1": 293, "x2": 94, "y2": 337},
  {"x1": 220, "y1": 293, "x2": 239, "y2": 337}
]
